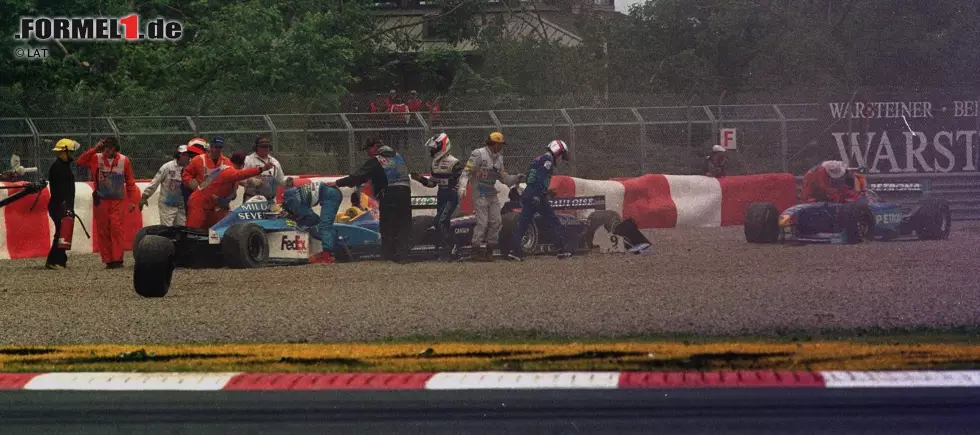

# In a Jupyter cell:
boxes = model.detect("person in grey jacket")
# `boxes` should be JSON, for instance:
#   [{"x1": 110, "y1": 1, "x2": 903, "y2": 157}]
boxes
[{"x1": 457, "y1": 131, "x2": 524, "y2": 262}]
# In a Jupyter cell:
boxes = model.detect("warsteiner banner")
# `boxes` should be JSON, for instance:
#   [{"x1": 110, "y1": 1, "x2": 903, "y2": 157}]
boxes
[{"x1": 823, "y1": 95, "x2": 980, "y2": 173}]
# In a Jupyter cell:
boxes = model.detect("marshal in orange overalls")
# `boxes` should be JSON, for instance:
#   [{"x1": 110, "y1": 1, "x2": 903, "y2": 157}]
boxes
[
  {"x1": 77, "y1": 146, "x2": 140, "y2": 265},
  {"x1": 185, "y1": 165, "x2": 263, "y2": 229}
]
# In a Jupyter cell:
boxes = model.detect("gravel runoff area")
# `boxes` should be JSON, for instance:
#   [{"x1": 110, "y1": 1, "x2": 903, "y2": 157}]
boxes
[{"x1": 1, "y1": 224, "x2": 979, "y2": 345}]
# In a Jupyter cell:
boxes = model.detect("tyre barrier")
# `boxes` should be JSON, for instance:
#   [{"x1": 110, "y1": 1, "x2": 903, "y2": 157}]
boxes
[{"x1": 0, "y1": 173, "x2": 796, "y2": 260}]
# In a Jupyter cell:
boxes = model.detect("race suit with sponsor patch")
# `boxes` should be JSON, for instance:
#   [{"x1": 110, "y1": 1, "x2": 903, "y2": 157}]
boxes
[
  {"x1": 417, "y1": 152, "x2": 463, "y2": 256},
  {"x1": 77, "y1": 148, "x2": 140, "y2": 264},
  {"x1": 459, "y1": 146, "x2": 520, "y2": 247},
  {"x1": 281, "y1": 181, "x2": 343, "y2": 253},
  {"x1": 142, "y1": 159, "x2": 186, "y2": 226},
  {"x1": 510, "y1": 152, "x2": 565, "y2": 255},
  {"x1": 242, "y1": 153, "x2": 287, "y2": 202}
]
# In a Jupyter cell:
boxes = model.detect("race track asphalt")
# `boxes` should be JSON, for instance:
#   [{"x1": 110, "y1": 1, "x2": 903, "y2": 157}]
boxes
[
  {"x1": 3, "y1": 388, "x2": 980, "y2": 434},
  {"x1": 1, "y1": 224, "x2": 978, "y2": 344}
]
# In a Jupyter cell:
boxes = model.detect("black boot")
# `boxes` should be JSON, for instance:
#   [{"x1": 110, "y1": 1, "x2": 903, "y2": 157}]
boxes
[
  {"x1": 485, "y1": 244, "x2": 496, "y2": 262},
  {"x1": 472, "y1": 245, "x2": 490, "y2": 262}
]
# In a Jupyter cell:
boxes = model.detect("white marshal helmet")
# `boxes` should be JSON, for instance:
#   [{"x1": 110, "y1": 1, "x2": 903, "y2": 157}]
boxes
[
  {"x1": 425, "y1": 133, "x2": 451, "y2": 157},
  {"x1": 822, "y1": 160, "x2": 847, "y2": 179},
  {"x1": 547, "y1": 139, "x2": 570, "y2": 161}
]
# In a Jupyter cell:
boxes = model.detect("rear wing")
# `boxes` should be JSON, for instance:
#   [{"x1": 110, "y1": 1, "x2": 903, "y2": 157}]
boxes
[{"x1": 411, "y1": 195, "x2": 607, "y2": 211}]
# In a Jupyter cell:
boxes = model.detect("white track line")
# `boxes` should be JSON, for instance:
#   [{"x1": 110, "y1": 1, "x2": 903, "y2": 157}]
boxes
[
  {"x1": 822, "y1": 371, "x2": 980, "y2": 388},
  {"x1": 425, "y1": 372, "x2": 621, "y2": 390},
  {"x1": 23, "y1": 372, "x2": 241, "y2": 391}
]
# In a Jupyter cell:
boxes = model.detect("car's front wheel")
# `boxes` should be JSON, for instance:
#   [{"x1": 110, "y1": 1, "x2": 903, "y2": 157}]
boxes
[
  {"x1": 838, "y1": 202, "x2": 875, "y2": 244},
  {"x1": 916, "y1": 198, "x2": 952, "y2": 240},
  {"x1": 221, "y1": 223, "x2": 269, "y2": 269},
  {"x1": 744, "y1": 202, "x2": 780, "y2": 243}
]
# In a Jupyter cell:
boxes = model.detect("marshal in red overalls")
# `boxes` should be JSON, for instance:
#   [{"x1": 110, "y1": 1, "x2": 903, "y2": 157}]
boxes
[{"x1": 77, "y1": 141, "x2": 140, "y2": 267}]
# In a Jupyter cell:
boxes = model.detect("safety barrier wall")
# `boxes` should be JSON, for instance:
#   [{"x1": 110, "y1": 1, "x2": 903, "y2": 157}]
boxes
[{"x1": 0, "y1": 173, "x2": 796, "y2": 260}]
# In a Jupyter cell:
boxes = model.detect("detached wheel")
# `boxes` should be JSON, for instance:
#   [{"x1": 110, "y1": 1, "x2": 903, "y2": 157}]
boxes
[
  {"x1": 838, "y1": 202, "x2": 875, "y2": 244},
  {"x1": 744, "y1": 202, "x2": 780, "y2": 243},
  {"x1": 133, "y1": 225, "x2": 169, "y2": 261},
  {"x1": 133, "y1": 235, "x2": 175, "y2": 298},
  {"x1": 916, "y1": 198, "x2": 952, "y2": 240},
  {"x1": 221, "y1": 223, "x2": 269, "y2": 269},
  {"x1": 499, "y1": 211, "x2": 537, "y2": 255},
  {"x1": 585, "y1": 210, "x2": 623, "y2": 249}
]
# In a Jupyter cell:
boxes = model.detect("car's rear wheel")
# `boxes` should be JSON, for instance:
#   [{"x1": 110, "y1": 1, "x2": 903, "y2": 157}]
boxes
[
  {"x1": 221, "y1": 223, "x2": 269, "y2": 269},
  {"x1": 585, "y1": 210, "x2": 623, "y2": 249},
  {"x1": 133, "y1": 235, "x2": 175, "y2": 298},
  {"x1": 838, "y1": 202, "x2": 875, "y2": 244},
  {"x1": 499, "y1": 211, "x2": 537, "y2": 255},
  {"x1": 916, "y1": 198, "x2": 951, "y2": 240},
  {"x1": 744, "y1": 202, "x2": 780, "y2": 243}
]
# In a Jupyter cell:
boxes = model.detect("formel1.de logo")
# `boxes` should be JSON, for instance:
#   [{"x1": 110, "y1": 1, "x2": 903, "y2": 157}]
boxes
[{"x1": 16, "y1": 15, "x2": 183, "y2": 42}]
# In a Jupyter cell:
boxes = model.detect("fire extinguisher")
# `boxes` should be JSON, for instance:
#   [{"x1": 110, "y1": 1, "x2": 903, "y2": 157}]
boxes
[{"x1": 57, "y1": 210, "x2": 90, "y2": 250}]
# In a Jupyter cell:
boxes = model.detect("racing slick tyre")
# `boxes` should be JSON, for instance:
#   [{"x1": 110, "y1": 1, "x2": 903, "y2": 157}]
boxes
[
  {"x1": 221, "y1": 223, "x2": 269, "y2": 269},
  {"x1": 133, "y1": 235, "x2": 175, "y2": 298},
  {"x1": 915, "y1": 198, "x2": 952, "y2": 240},
  {"x1": 132, "y1": 225, "x2": 169, "y2": 261},
  {"x1": 744, "y1": 202, "x2": 780, "y2": 243},
  {"x1": 838, "y1": 202, "x2": 875, "y2": 244},
  {"x1": 411, "y1": 215, "x2": 434, "y2": 246},
  {"x1": 499, "y1": 211, "x2": 537, "y2": 255},
  {"x1": 585, "y1": 210, "x2": 623, "y2": 249}
]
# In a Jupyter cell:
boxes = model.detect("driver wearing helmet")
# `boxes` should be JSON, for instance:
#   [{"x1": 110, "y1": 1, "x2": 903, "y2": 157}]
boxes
[
  {"x1": 411, "y1": 133, "x2": 464, "y2": 261},
  {"x1": 507, "y1": 140, "x2": 573, "y2": 261},
  {"x1": 801, "y1": 160, "x2": 860, "y2": 203}
]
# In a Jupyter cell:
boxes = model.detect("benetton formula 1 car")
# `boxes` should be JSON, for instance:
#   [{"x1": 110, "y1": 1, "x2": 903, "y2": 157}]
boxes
[
  {"x1": 132, "y1": 189, "x2": 629, "y2": 297},
  {"x1": 744, "y1": 178, "x2": 951, "y2": 245}
]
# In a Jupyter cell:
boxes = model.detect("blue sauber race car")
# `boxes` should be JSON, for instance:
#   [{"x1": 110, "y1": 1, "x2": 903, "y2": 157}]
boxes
[
  {"x1": 132, "y1": 188, "x2": 626, "y2": 297},
  {"x1": 743, "y1": 178, "x2": 951, "y2": 245}
]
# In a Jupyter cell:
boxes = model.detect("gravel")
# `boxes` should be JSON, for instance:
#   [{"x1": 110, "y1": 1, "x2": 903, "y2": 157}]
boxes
[{"x1": 1, "y1": 224, "x2": 979, "y2": 344}]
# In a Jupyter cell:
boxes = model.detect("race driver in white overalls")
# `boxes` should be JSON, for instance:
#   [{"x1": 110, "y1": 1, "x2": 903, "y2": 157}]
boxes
[{"x1": 140, "y1": 144, "x2": 193, "y2": 226}]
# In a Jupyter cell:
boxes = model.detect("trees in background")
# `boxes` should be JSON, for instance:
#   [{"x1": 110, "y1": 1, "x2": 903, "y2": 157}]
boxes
[{"x1": 2, "y1": 0, "x2": 979, "y2": 115}]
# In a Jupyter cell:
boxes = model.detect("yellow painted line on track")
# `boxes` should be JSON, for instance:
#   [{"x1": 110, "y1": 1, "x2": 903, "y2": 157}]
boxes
[{"x1": 1, "y1": 342, "x2": 979, "y2": 372}]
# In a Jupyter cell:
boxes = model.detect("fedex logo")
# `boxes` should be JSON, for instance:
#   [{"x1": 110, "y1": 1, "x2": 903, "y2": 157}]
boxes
[{"x1": 280, "y1": 234, "x2": 307, "y2": 252}]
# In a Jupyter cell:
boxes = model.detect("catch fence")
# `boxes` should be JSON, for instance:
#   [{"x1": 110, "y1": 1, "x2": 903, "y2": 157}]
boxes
[{"x1": 0, "y1": 105, "x2": 825, "y2": 180}]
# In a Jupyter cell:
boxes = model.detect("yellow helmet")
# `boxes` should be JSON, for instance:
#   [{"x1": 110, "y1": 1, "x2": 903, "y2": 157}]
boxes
[
  {"x1": 52, "y1": 138, "x2": 80, "y2": 152},
  {"x1": 488, "y1": 132, "x2": 505, "y2": 144}
]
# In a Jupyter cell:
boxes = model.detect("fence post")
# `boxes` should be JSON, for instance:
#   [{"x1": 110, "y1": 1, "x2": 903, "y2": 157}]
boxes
[
  {"x1": 185, "y1": 116, "x2": 198, "y2": 136},
  {"x1": 105, "y1": 117, "x2": 121, "y2": 142},
  {"x1": 262, "y1": 115, "x2": 278, "y2": 151},
  {"x1": 487, "y1": 110, "x2": 503, "y2": 133},
  {"x1": 773, "y1": 104, "x2": 788, "y2": 173},
  {"x1": 630, "y1": 107, "x2": 647, "y2": 174},
  {"x1": 558, "y1": 108, "x2": 576, "y2": 176},
  {"x1": 414, "y1": 111, "x2": 429, "y2": 141},
  {"x1": 25, "y1": 118, "x2": 40, "y2": 167},
  {"x1": 340, "y1": 113, "x2": 356, "y2": 172}
]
